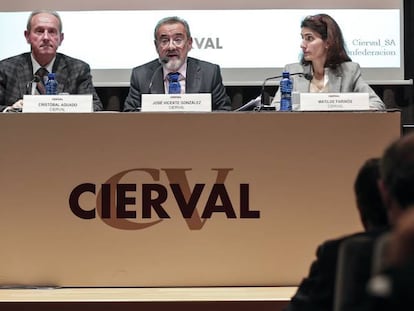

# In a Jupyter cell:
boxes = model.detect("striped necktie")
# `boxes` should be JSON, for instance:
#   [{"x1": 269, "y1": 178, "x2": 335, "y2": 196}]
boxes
[
  {"x1": 168, "y1": 72, "x2": 181, "y2": 94},
  {"x1": 35, "y1": 67, "x2": 49, "y2": 94}
]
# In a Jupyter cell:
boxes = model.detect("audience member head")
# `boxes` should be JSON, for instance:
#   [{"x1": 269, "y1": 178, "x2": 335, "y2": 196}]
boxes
[
  {"x1": 24, "y1": 10, "x2": 64, "y2": 67},
  {"x1": 354, "y1": 158, "x2": 389, "y2": 231},
  {"x1": 379, "y1": 133, "x2": 414, "y2": 225},
  {"x1": 300, "y1": 13, "x2": 351, "y2": 69},
  {"x1": 153, "y1": 16, "x2": 193, "y2": 72}
]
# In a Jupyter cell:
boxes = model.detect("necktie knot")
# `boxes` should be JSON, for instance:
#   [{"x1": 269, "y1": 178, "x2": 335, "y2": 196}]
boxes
[
  {"x1": 168, "y1": 72, "x2": 181, "y2": 94},
  {"x1": 168, "y1": 72, "x2": 180, "y2": 82},
  {"x1": 35, "y1": 67, "x2": 49, "y2": 80}
]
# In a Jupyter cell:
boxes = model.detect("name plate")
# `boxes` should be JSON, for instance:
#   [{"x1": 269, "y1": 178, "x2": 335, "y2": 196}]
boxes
[
  {"x1": 298, "y1": 93, "x2": 369, "y2": 111},
  {"x1": 141, "y1": 93, "x2": 212, "y2": 112},
  {"x1": 23, "y1": 95, "x2": 93, "y2": 113}
]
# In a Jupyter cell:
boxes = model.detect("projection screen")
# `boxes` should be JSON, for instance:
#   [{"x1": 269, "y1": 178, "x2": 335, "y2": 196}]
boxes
[{"x1": 0, "y1": 0, "x2": 404, "y2": 86}]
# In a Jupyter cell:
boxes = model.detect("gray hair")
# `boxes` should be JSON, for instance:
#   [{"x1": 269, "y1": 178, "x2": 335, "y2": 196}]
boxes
[
  {"x1": 154, "y1": 16, "x2": 191, "y2": 40},
  {"x1": 27, "y1": 10, "x2": 63, "y2": 33}
]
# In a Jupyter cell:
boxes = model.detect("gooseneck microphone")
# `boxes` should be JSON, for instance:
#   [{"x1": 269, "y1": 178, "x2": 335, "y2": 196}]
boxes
[
  {"x1": 148, "y1": 57, "x2": 169, "y2": 93},
  {"x1": 301, "y1": 64, "x2": 313, "y2": 81},
  {"x1": 260, "y1": 71, "x2": 313, "y2": 108},
  {"x1": 236, "y1": 70, "x2": 313, "y2": 112},
  {"x1": 26, "y1": 75, "x2": 41, "y2": 95}
]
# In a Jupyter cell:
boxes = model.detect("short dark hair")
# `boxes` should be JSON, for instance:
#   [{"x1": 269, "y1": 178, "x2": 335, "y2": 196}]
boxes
[
  {"x1": 354, "y1": 158, "x2": 388, "y2": 229},
  {"x1": 381, "y1": 133, "x2": 414, "y2": 209},
  {"x1": 300, "y1": 13, "x2": 351, "y2": 69}
]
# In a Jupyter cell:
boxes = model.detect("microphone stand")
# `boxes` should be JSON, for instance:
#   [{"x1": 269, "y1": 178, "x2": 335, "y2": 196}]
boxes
[
  {"x1": 26, "y1": 75, "x2": 41, "y2": 95},
  {"x1": 148, "y1": 57, "x2": 169, "y2": 93},
  {"x1": 260, "y1": 75, "x2": 283, "y2": 111},
  {"x1": 258, "y1": 72, "x2": 310, "y2": 111}
]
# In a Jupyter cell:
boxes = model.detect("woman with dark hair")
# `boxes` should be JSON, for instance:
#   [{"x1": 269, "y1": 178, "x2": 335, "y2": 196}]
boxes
[{"x1": 272, "y1": 13, "x2": 384, "y2": 110}]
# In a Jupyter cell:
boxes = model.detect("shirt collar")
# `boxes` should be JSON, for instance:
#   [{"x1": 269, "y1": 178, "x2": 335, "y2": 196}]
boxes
[{"x1": 31, "y1": 54, "x2": 56, "y2": 75}]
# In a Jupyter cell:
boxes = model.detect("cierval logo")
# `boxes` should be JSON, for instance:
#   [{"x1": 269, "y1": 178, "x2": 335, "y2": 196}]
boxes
[{"x1": 69, "y1": 168, "x2": 260, "y2": 230}]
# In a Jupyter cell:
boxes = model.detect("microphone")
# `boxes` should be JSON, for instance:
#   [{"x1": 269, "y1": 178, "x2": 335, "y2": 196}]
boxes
[
  {"x1": 302, "y1": 66, "x2": 313, "y2": 81},
  {"x1": 26, "y1": 75, "x2": 41, "y2": 95},
  {"x1": 260, "y1": 71, "x2": 308, "y2": 108},
  {"x1": 148, "y1": 57, "x2": 169, "y2": 92}
]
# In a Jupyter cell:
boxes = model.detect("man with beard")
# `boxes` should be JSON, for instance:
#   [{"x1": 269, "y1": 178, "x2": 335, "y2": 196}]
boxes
[
  {"x1": 123, "y1": 16, "x2": 231, "y2": 112},
  {"x1": 0, "y1": 10, "x2": 102, "y2": 112}
]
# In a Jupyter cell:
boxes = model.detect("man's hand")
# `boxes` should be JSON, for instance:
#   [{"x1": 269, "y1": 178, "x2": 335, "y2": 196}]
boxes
[
  {"x1": 11, "y1": 99, "x2": 23, "y2": 108},
  {"x1": 3, "y1": 99, "x2": 23, "y2": 112}
]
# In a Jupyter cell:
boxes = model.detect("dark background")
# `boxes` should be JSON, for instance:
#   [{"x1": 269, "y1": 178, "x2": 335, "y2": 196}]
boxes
[{"x1": 96, "y1": 0, "x2": 414, "y2": 124}]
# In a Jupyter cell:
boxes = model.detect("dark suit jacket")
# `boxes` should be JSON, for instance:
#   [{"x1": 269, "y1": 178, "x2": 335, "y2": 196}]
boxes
[
  {"x1": 285, "y1": 229, "x2": 387, "y2": 311},
  {"x1": 0, "y1": 52, "x2": 103, "y2": 111},
  {"x1": 123, "y1": 57, "x2": 231, "y2": 111}
]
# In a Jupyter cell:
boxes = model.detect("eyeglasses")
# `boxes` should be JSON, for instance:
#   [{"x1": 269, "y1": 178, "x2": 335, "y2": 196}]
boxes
[{"x1": 157, "y1": 37, "x2": 186, "y2": 48}]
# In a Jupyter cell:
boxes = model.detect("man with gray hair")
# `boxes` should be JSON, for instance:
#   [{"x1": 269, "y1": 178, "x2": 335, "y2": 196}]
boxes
[
  {"x1": 0, "y1": 10, "x2": 102, "y2": 112},
  {"x1": 124, "y1": 16, "x2": 231, "y2": 112}
]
